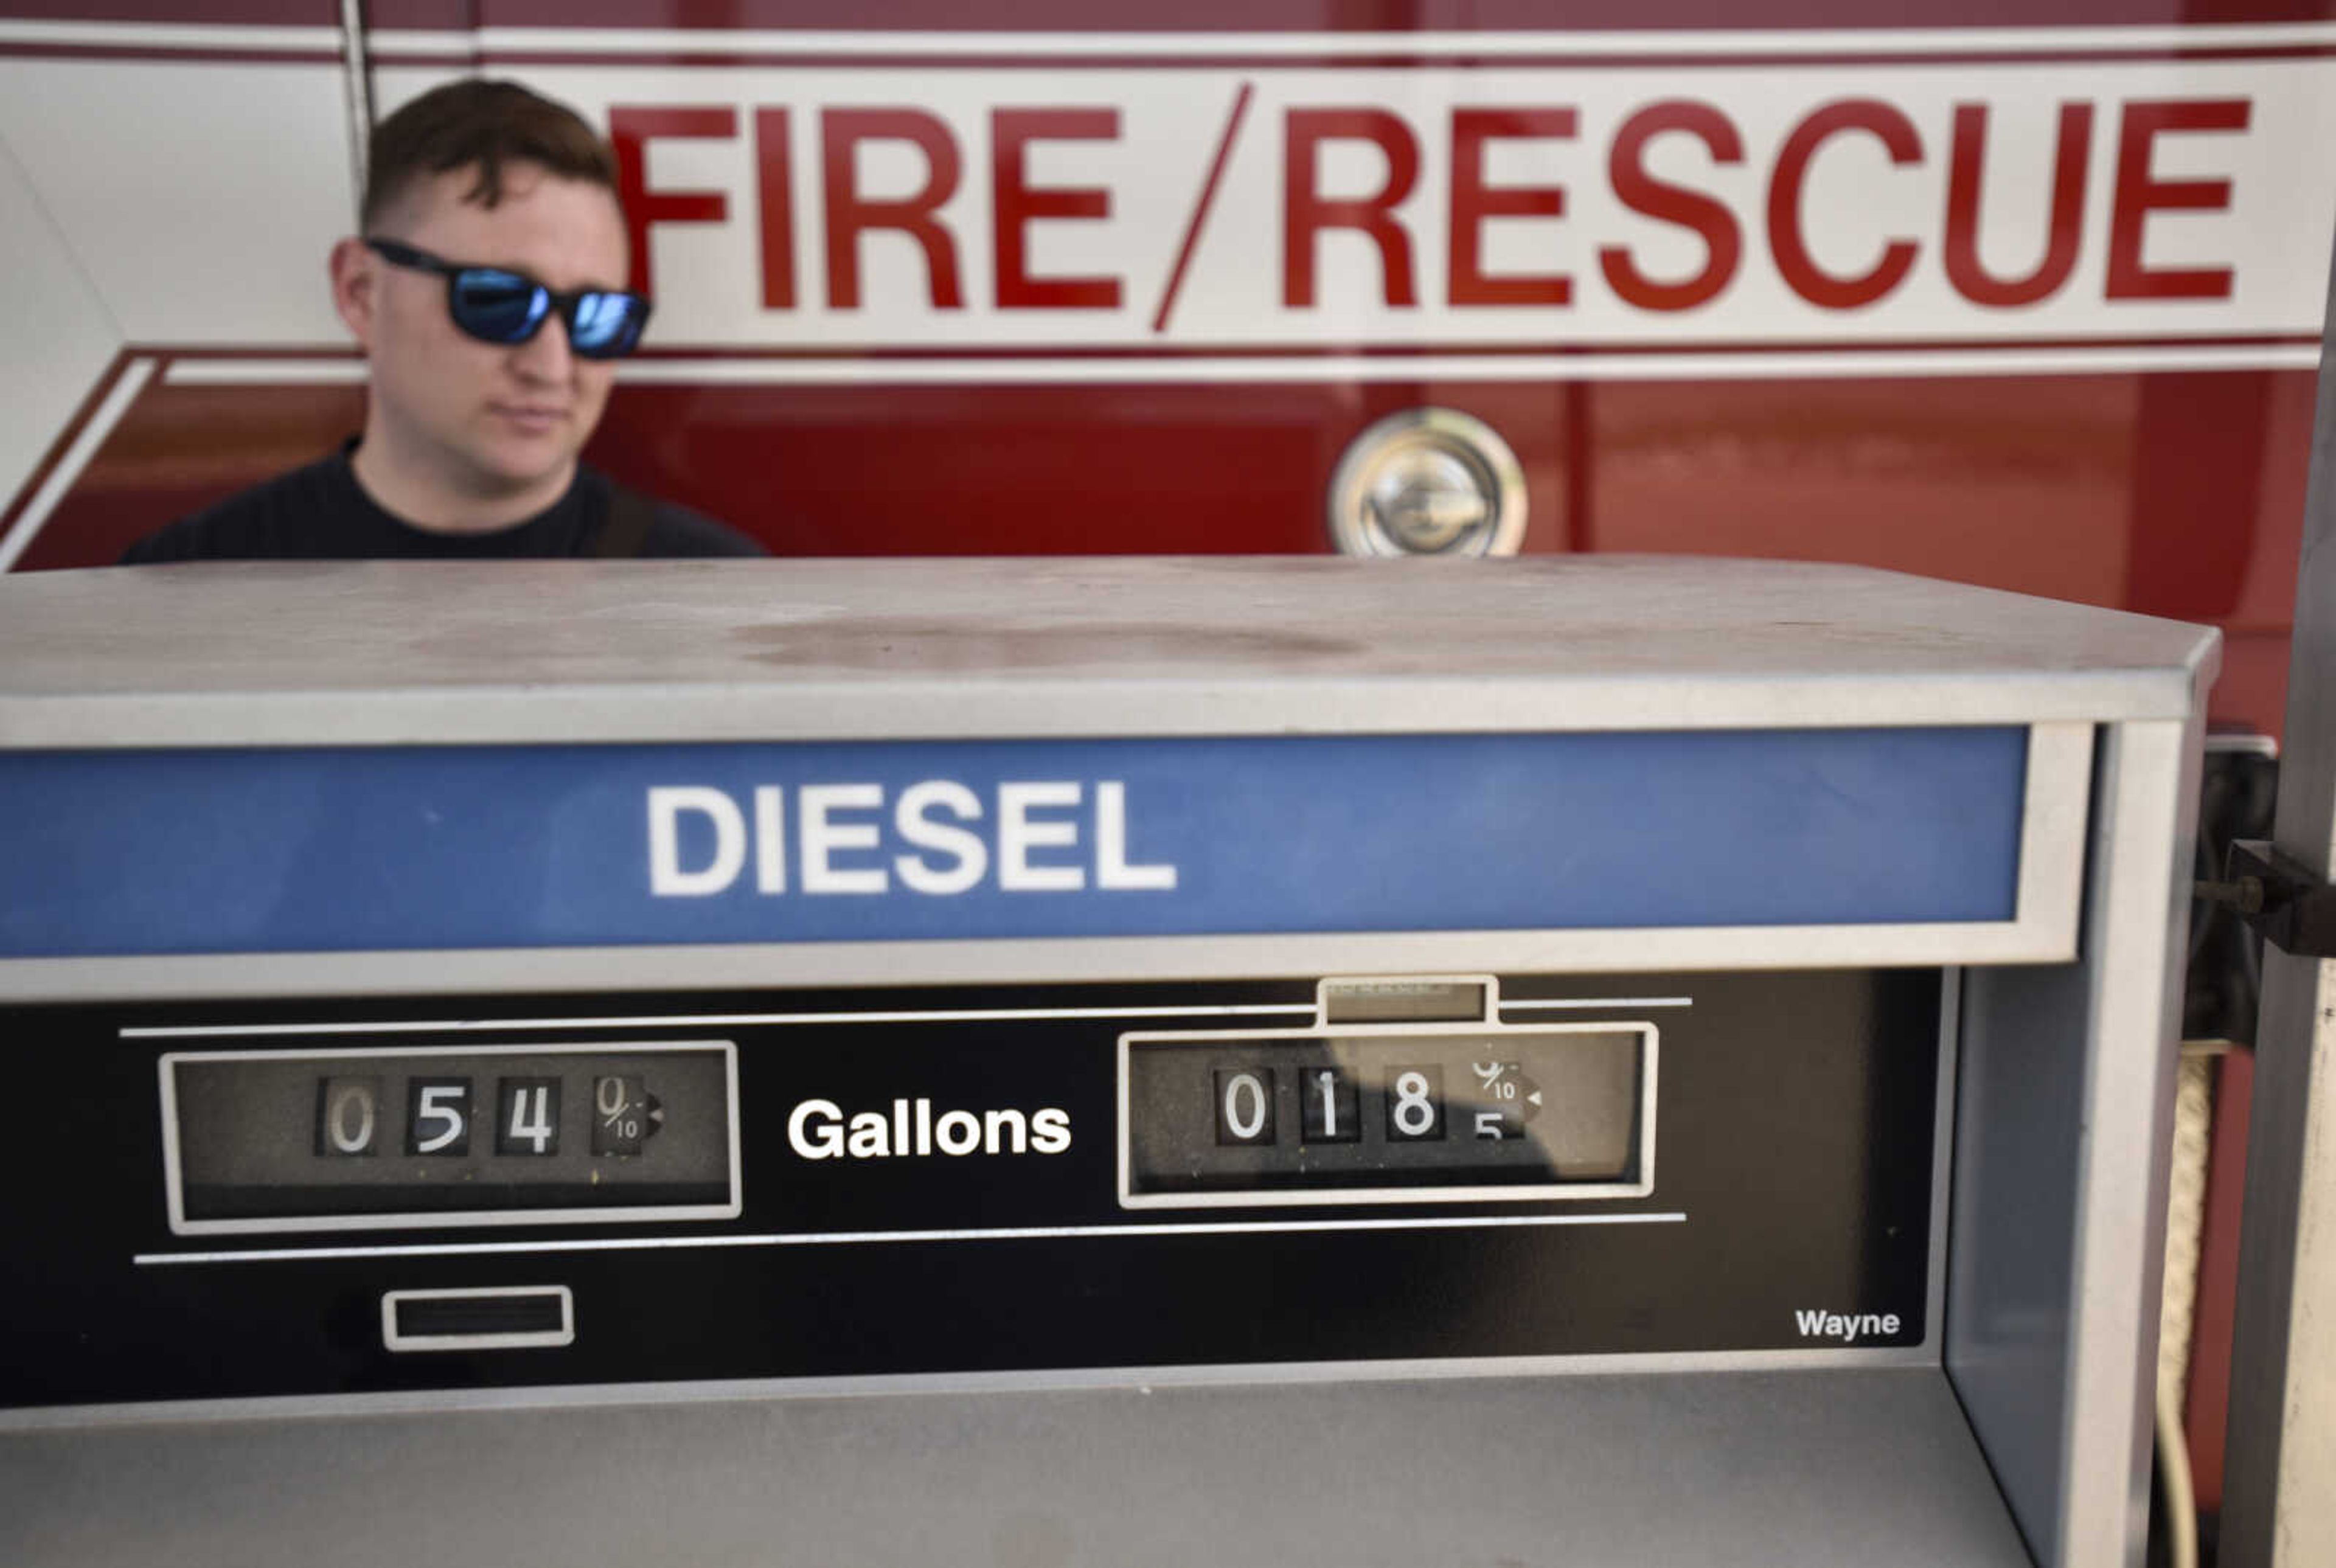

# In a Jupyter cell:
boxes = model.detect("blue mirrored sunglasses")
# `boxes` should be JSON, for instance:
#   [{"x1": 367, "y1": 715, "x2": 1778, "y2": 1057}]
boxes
[{"x1": 365, "y1": 237, "x2": 651, "y2": 359}]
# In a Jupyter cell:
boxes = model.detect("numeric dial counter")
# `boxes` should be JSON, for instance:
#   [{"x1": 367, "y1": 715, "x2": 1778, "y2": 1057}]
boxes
[{"x1": 1119, "y1": 1018, "x2": 1656, "y2": 1209}]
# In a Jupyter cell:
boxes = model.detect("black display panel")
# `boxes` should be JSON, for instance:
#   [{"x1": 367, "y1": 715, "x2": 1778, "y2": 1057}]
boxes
[{"x1": 0, "y1": 970, "x2": 1942, "y2": 1408}]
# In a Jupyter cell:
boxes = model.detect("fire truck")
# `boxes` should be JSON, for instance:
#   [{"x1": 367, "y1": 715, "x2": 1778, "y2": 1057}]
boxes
[{"x1": 3, "y1": 3, "x2": 2329, "y2": 743}]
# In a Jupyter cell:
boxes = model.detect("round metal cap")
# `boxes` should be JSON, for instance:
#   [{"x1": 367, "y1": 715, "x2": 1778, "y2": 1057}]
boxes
[{"x1": 1326, "y1": 408, "x2": 1528, "y2": 558}]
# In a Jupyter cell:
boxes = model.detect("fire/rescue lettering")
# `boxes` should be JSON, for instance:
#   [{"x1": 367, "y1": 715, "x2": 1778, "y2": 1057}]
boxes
[
  {"x1": 1599, "y1": 101, "x2": 1743, "y2": 312},
  {"x1": 993, "y1": 107, "x2": 1122, "y2": 310},
  {"x1": 756, "y1": 107, "x2": 795, "y2": 310},
  {"x1": 1284, "y1": 108, "x2": 1420, "y2": 308},
  {"x1": 1767, "y1": 99, "x2": 1924, "y2": 310},
  {"x1": 1447, "y1": 108, "x2": 1577, "y2": 307},
  {"x1": 1943, "y1": 102, "x2": 2093, "y2": 308},
  {"x1": 608, "y1": 105, "x2": 734, "y2": 300},
  {"x1": 605, "y1": 90, "x2": 2263, "y2": 321},
  {"x1": 822, "y1": 108, "x2": 964, "y2": 310},
  {"x1": 2108, "y1": 99, "x2": 2253, "y2": 300}
]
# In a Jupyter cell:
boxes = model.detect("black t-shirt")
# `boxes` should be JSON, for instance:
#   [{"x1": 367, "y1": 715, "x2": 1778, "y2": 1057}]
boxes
[{"x1": 121, "y1": 447, "x2": 764, "y2": 562}]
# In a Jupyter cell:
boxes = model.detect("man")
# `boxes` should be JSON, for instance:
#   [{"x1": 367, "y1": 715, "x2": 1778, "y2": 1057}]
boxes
[{"x1": 125, "y1": 79, "x2": 760, "y2": 561}]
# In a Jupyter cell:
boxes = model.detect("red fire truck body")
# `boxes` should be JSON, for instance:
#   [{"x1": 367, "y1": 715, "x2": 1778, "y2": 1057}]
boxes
[{"x1": 1, "y1": 1, "x2": 2329, "y2": 741}]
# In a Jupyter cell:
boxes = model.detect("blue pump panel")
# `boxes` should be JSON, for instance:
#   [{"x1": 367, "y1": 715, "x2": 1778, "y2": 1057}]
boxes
[{"x1": 0, "y1": 727, "x2": 2028, "y2": 957}]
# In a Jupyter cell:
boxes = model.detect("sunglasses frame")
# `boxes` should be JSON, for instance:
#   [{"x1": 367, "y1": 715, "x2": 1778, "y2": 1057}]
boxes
[{"x1": 363, "y1": 237, "x2": 652, "y2": 360}]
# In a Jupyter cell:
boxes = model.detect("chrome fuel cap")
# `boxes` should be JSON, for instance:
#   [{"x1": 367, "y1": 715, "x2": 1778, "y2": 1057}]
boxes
[{"x1": 1327, "y1": 408, "x2": 1527, "y2": 557}]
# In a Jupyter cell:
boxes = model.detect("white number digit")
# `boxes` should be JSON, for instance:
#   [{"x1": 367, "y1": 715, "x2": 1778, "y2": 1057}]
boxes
[
  {"x1": 1223, "y1": 1072, "x2": 1269, "y2": 1141},
  {"x1": 1313, "y1": 1070, "x2": 1339, "y2": 1137},
  {"x1": 507, "y1": 1086, "x2": 554, "y2": 1153},
  {"x1": 327, "y1": 1083, "x2": 374, "y2": 1154},
  {"x1": 596, "y1": 1075, "x2": 629, "y2": 1121},
  {"x1": 414, "y1": 1084, "x2": 467, "y2": 1154},
  {"x1": 1392, "y1": 1070, "x2": 1437, "y2": 1137}
]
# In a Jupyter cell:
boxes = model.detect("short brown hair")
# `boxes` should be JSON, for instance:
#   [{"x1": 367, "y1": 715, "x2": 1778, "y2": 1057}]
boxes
[{"x1": 363, "y1": 78, "x2": 619, "y2": 230}]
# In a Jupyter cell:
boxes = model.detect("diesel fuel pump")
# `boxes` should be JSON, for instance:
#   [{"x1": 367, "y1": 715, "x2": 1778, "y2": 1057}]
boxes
[{"x1": 0, "y1": 557, "x2": 2214, "y2": 1568}]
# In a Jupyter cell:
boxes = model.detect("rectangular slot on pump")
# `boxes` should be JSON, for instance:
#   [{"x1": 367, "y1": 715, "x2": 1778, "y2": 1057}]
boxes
[
  {"x1": 1319, "y1": 977, "x2": 1492, "y2": 1025},
  {"x1": 382, "y1": 1286, "x2": 574, "y2": 1352}
]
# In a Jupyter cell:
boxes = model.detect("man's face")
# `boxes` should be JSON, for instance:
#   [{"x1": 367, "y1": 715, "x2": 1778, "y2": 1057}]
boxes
[{"x1": 341, "y1": 162, "x2": 630, "y2": 499}]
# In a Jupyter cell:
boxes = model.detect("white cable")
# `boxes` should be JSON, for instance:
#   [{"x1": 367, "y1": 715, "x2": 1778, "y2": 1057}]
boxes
[{"x1": 2157, "y1": 1376, "x2": 2200, "y2": 1568}]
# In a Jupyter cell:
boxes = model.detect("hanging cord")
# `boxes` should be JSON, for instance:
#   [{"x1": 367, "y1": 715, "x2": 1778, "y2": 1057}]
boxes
[{"x1": 2157, "y1": 1378, "x2": 2200, "y2": 1568}]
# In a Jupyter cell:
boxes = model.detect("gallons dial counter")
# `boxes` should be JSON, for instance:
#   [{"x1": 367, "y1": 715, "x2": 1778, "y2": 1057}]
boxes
[{"x1": 0, "y1": 559, "x2": 2216, "y2": 1568}]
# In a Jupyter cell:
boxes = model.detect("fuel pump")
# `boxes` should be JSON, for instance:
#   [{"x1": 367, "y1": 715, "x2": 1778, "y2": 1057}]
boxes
[{"x1": 0, "y1": 557, "x2": 2214, "y2": 1568}]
